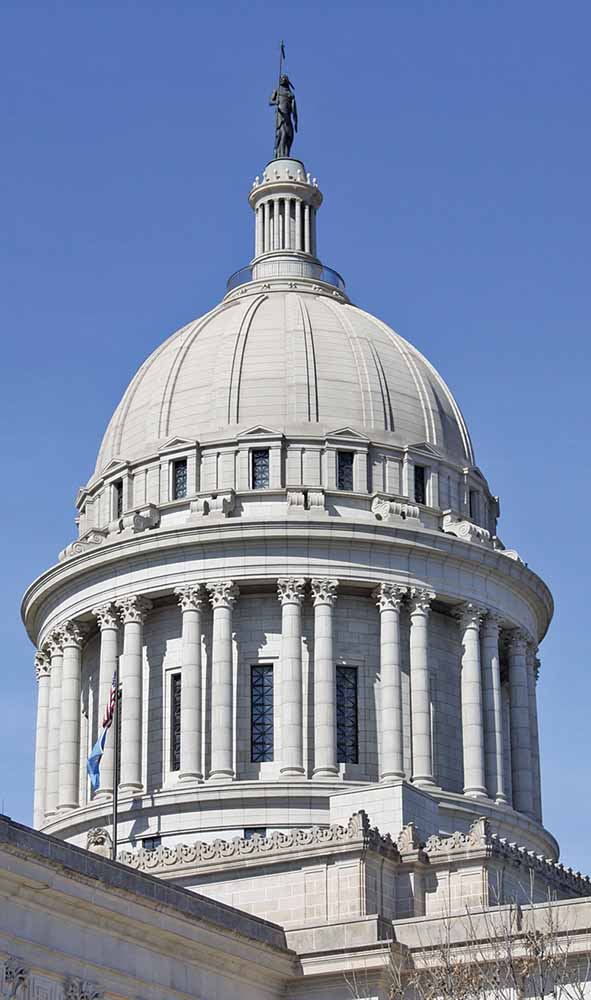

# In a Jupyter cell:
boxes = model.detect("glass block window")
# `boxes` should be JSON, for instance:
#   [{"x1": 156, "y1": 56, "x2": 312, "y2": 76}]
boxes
[
  {"x1": 414, "y1": 465, "x2": 426, "y2": 505},
  {"x1": 173, "y1": 458, "x2": 188, "y2": 499},
  {"x1": 113, "y1": 479, "x2": 123, "y2": 518},
  {"x1": 252, "y1": 448, "x2": 270, "y2": 489},
  {"x1": 170, "y1": 673, "x2": 181, "y2": 771},
  {"x1": 336, "y1": 666, "x2": 359, "y2": 764},
  {"x1": 251, "y1": 664, "x2": 274, "y2": 762},
  {"x1": 337, "y1": 450, "x2": 354, "y2": 491},
  {"x1": 142, "y1": 835, "x2": 161, "y2": 851}
]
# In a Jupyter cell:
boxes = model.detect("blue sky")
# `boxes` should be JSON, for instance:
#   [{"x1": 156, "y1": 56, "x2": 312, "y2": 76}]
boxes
[{"x1": 1, "y1": 1, "x2": 590, "y2": 866}]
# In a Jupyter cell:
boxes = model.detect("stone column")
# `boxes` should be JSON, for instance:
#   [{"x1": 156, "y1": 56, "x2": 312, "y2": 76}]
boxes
[
  {"x1": 33, "y1": 651, "x2": 51, "y2": 827},
  {"x1": 277, "y1": 577, "x2": 307, "y2": 777},
  {"x1": 373, "y1": 583, "x2": 407, "y2": 782},
  {"x1": 481, "y1": 613, "x2": 507, "y2": 804},
  {"x1": 408, "y1": 588, "x2": 436, "y2": 788},
  {"x1": 310, "y1": 578, "x2": 339, "y2": 779},
  {"x1": 116, "y1": 596, "x2": 152, "y2": 792},
  {"x1": 304, "y1": 203, "x2": 311, "y2": 253},
  {"x1": 175, "y1": 584, "x2": 205, "y2": 782},
  {"x1": 295, "y1": 199, "x2": 302, "y2": 250},
  {"x1": 207, "y1": 580, "x2": 239, "y2": 781},
  {"x1": 507, "y1": 628, "x2": 534, "y2": 817},
  {"x1": 92, "y1": 603, "x2": 119, "y2": 800},
  {"x1": 457, "y1": 603, "x2": 487, "y2": 799},
  {"x1": 45, "y1": 630, "x2": 64, "y2": 816},
  {"x1": 527, "y1": 643, "x2": 543, "y2": 822},
  {"x1": 58, "y1": 621, "x2": 86, "y2": 811}
]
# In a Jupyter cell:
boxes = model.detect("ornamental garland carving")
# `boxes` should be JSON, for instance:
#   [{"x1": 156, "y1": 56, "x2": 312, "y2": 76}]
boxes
[
  {"x1": 310, "y1": 578, "x2": 339, "y2": 607},
  {"x1": 175, "y1": 584, "x2": 206, "y2": 613},
  {"x1": 277, "y1": 577, "x2": 307, "y2": 606},
  {"x1": 373, "y1": 582, "x2": 408, "y2": 612},
  {"x1": 92, "y1": 602, "x2": 119, "y2": 631},
  {"x1": 115, "y1": 595, "x2": 153, "y2": 624},
  {"x1": 64, "y1": 979, "x2": 102, "y2": 1000},
  {"x1": 206, "y1": 580, "x2": 239, "y2": 609},
  {"x1": 34, "y1": 651, "x2": 51, "y2": 680},
  {"x1": 2, "y1": 959, "x2": 29, "y2": 1000}
]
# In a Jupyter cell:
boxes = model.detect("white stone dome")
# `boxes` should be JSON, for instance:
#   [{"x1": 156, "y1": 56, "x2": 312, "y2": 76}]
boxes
[{"x1": 94, "y1": 288, "x2": 473, "y2": 478}]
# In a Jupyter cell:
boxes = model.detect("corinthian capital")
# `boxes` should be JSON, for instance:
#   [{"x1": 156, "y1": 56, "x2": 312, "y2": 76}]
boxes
[
  {"x1": 175, "y1": 584, "x2": 206, "y2": 612},
  {"x1": 92, "y1": 602, "x2": 119, "y2": 631},
  {"x1": 507, "y1": 627, "x2": 530, "y2": 654},
  {"x1": 34, "y1": 650, "x2": 51, "y2": 681},
  {"x1": 116, "y1": 595, "x2": 153, "y2": 624},
  {"x1": 408, "y1": 587, "x2": 435, "y2": 616},
  {"x1": 3, "y1": 958, "x2": 29, "y2": 999},
  {"x1": 310, "y1": 578, "x2": 338, "y2": 607},
  {"x1": 373, "y1": 582, "x2": 407, "y2": 612},
  {"x1": 61, "y1": 620, "x2": 88, "y2": 648},
  {"x1": 207, "y1": 580, "x2": 239, "y2": 610},
  {"x1": 455, "y1": 602, "x2": 486, "y2": 631},
  {"x1": 481, "y1": 611, "x2": 503, "y2": 638},
  {"x1": 277, "y1": 577, "x2": 307, "y2": 606},
  {"x1": 45, "y1": 629, "x2": 64, "y2": 657}
]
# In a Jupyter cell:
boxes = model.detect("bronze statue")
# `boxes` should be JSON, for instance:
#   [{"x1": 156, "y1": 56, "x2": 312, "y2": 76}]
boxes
[{"x1": 270, "y1": 74, "x2": 298, "y2": 159}]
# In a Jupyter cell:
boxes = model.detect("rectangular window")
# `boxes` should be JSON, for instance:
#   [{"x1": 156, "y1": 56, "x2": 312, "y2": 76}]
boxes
[
  {"x1": 251, "y1": 664, "x2": 274, "y2": 762},
  {"x1": 170, "y1": 673, "x2": 181, "y2": 771},
  {"x1": 251, "y1": 449, "x2": 270, "y2": 489},
  {"x1": 142, "y1": 835, "x2": 161, "y2": 851},
  {"x1": 113, "y1": 479, "x2": 123, "y2": 518},
  {"x1": 414, "y1": 465, "x2": 426, "y2": 505},
  {"x1": 244, "y1": 827, "x2": 267, "y2": 840},
  {"x1": 336, "y1": 665, "x2": 359, "y2": 764},
  {"x1": 173, "y1": 458, "x2": 188, "y2": 499},
  {"x1": 337, "y1": 450, "x2": 354, "y2": 491},
  {"x1": 469, "y1": 489, "x2": 478, "y2": 520}
]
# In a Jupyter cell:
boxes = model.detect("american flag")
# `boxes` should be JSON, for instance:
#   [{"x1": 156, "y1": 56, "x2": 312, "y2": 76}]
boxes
[{"x1": 101, "y1": 672, "x2": 117, "y2": 729}]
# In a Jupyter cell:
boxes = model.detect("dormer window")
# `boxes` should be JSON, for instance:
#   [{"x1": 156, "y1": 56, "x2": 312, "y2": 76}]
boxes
[
  {"x1": 113, "y1": 479, "x2": 123, "y2": 518},
  {"x1": 337, "y1": 451, "x2": 354, "y2": 491},
  {"x1": 173, "y1": 458, "x2": 188, "y2": 500},
  {"x1": 252, "y1": 449, "x2": 270, "y2": 489},
  {"x1": 414, "y1": 465, "x2": 426, "y2": 505}
]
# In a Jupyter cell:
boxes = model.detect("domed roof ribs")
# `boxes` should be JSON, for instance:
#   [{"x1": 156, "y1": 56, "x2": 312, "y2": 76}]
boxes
[
  {"x1": 319, "y1": 297, "x2": 373, "y2": 427},
  {"x1": 227, "y1": 294, "x2": 268, "y2": 425},
  {"x1": 296, "y1": 295, "x2": 319, "y2": 422}
]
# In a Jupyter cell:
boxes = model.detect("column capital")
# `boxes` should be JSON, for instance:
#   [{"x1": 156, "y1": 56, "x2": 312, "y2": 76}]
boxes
[
  {"x1": 175, "y1": 584, "x2": 206, "y2": 613},
  {"x1": 310, "y1": 578, "x2": 338, "y2": 607},
  {"x1": 61, "y1": 621, "x2": 89, "y2": 649},
  {"x1": 507, "y1": 627, "x2": 531, "y2": 654},
  {"x1": 373, "y1": 582, "x2": 407, "y2": 612},
  {"x1": 207, "y1": 580, "x2": 239, "y2": 610},
  {"x1": 277, "y1": 577, "x2": 307, "y2": 606},
  {"x1": 116, "y1": 595, "x2": 153, "y2": 624},
  {"x1": 481, "y1": 611, "x2": 503, "y2": 637},
  {"x1": 34, "y1": 650, "x2": 51, "y2": 681},
  {"x1": 455, "y1": 602, "x2": 486, "y2": 631},
  {"x1": 92, "y1": 602, "x2": 119, "y2": 631},
  {"x1": 45, "y1": 629, "x2": 64, "y2": 657},
  {"x1": 408, "y1": 587, "x2": 435, "y2": 616}
]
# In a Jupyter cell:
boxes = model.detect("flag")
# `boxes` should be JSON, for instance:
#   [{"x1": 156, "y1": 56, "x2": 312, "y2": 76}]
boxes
[{"x1": 87, "y1": 672, "x2": 117, "y2": 792}]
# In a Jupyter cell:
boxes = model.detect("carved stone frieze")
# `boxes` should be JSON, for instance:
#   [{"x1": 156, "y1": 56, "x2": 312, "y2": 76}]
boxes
[
  {"x1": 396, "y1": 822, "x2": 423, "y2": 855},
  {"x1": 424, "y1": 817, "x2": 491, "y2": 855},
  {"x1": 371, "y1": 495, "x2": 420, "y2": 523},
  {"x1": 372, "y1": 582, "x2": 407, "y2": 612},
  {"x1": 442, "y1": 512, "x2": 491, "y2": 546},
  {"x1": 277, "y1": 577, "x2": 307, "y2": 606},
  {"x1": 86, "y1": 827, "x2": 113, "y2": 858},
  {"x1": 2, "y1": 959, "x2": 29, "y2": 1000},
  {"x1": 310, "y1": 578, "x2": 339, "y2": 607},
  {"x1": 64, "y1": 979, "x2": 102, "y2": 1000}
]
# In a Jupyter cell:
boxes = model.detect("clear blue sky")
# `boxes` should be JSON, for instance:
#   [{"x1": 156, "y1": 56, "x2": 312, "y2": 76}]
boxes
[{"x1": 2, "y1": 1, "x2": 590, "y2": 867}]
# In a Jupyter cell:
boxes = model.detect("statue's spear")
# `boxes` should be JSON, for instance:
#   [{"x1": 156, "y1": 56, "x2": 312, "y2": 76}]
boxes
[{"x1": 278, "y1": 39, "x2": 285, "y2": 85}]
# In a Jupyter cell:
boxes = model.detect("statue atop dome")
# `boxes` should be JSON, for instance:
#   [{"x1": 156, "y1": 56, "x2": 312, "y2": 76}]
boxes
[{"x1": 270, "y1": 42, "x2": 298, "y2": 158}]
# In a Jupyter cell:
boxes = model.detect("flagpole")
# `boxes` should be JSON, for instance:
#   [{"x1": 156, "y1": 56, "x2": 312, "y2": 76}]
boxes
[{"x1": 112, "y1": 658, "x2": 120, "y2": 861}]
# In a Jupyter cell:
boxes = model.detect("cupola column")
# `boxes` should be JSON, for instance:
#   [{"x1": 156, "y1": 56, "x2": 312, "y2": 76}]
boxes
[
  {"x1": 408, "y1": 589, "x2": 436, "y2": 788},
  {"x1": 277, "y1": 577, "x2": 307, "y2": 777},
  {"x1": 175, "y1": 585, "x2": 206, "y2": 783},
  {"x1": 116, "y1": 596, "x2": 152, "y2": 792},
  {"x1": 207, "y1": 581, "x2": 239, "y2": 782},
  {"x1": 58, "y1": 621, "x2": 86, "y2": 811},
  {"x1": 92, "y1": 603, "x2": 120, "y2": 800},
  {"x1": 527, "y1": 643, "x2": 543, "y2": 822},
  {"x1": 311, "y1": 579, "x2": 339, "y2": 779},
  {"x1": 45, "y1": 630, "x2": 64, "y2": 816},
  {"x1": 481, "y1": 613, "x2": 507, "y2": 804},
  {"x1": 33, "y1": 651, "x2": 51, "y2": 827},
  {"x1": 507, "y1": 629, "x2": 534, "y2": 817},
  {"x1": 457, "y1": 604, "x2": 487, "y2": 798},
  {"x1": 374, "y1": 583, "x2": 407, "y2": 782}
]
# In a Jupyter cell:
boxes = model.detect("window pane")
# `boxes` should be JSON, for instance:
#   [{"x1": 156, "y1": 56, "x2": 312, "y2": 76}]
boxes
[
  {"x1": 170, "y1": 674, "x2": 181, "y2": 771},
  {"x1": 336, "y1": 666, "x2": 358, "y2": 763},
  {"x1": 251, "y1": 665, "x2": 274, "y2": 761},
  {"x1": 469, "y1": 489, "x2": 477, "y2": 520},
  {"x1": 114, "y1": 480, "x2": 123, "y2": 518},
  {"x1": 414, "y1": 465, "x2": 426, "y2": 505},
  {"x1": 173, "y1": 459, "x2": 187, "y2": 499},
  {"x1": 252, "y1": 449, "x2": 270, "y2": 489},
  {"x1": 337, "y1": 451, "x2": 354, "y2": 491}
]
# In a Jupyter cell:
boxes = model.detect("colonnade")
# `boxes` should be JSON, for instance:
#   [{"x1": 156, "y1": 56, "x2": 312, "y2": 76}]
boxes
[
  {"x1": 254, "y1": 198, "x2": 317, "y2": 257},
  {"x1": 32, "y1": 580, "x2": 543, "y2": 828}
]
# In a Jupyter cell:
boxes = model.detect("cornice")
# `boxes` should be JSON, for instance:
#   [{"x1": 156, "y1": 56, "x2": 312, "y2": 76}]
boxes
[{"x1": 21, "y1": 518, "x2": 553, "y2": 645}]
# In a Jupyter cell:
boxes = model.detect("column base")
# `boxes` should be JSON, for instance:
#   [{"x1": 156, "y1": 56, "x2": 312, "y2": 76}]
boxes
[
  {"x1": 179, "y1": 771, "x2": 204, "y2": 783},
  {"x1": 495, "y1": 794, "x2": 510, "y2": 806},
  {"x1": 411, "y1": 776, "x2": 437, "y2": 790},
  {"x1": 118, "y1": 782, "x2": 144, "y2": 794},
  {"x1": 280, "y1": 767, "x2": 306, "y2": 779},
  {"x1": 94, "y1": 789, "x2": 113, "y2": 801},
  {"x1": 207, "y1": 770, "x2": 234, "y2": 783},
  {"x1": 57, "y1": 802, "x2": 79, "y2": 812},
  {"x1": 463, "y1": 787, "x2": 488, "y2": 799},
  {"x1": 380, "y1": 771, "x2": 405, "y2": 783},
  {"x1": 312, "y1": 767, "x2": 339, "y2": 780}
]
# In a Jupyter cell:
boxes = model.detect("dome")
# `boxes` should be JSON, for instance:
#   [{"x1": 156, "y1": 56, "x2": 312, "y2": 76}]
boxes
[{"x1": 94, "y1": 289, "x2": 473, "y2": 478}]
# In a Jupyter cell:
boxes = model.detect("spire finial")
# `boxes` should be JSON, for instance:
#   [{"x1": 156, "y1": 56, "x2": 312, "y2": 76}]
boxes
[{"x1": 269, "y1": 42, "x2": 298, "y2": 159}]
